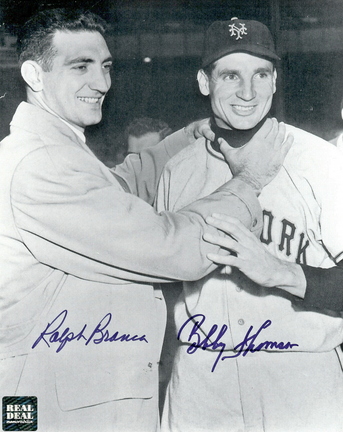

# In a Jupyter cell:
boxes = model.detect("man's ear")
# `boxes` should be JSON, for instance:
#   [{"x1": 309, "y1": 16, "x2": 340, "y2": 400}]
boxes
[
  {"x1": 272, "y1": 69, "x2": 277, "y2": 94},
  {"x1": 21, "y1": 61, "x2": 44, "y2": 92},
  {"x1": 197, "y1": 69, "x2": 210, "y2": 96}
]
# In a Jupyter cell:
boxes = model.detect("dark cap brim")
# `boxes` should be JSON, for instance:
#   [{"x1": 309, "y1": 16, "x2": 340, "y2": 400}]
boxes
[{"x1": 202, "y1": 44, "x2": 281, "y2": 69}]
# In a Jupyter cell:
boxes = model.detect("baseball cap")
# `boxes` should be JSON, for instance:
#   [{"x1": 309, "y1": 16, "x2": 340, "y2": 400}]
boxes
[{"x1": 202, "y1": 17, "x2": 280, "y2": 68}]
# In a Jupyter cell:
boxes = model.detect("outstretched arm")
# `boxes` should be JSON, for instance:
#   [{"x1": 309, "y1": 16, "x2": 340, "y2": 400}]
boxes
[
  {"x1": 205, "y1": 214, "x2": 343, "y2": 313},
  {"x1": 112, "y1": 119, "x2": 214, "y2": 204}
]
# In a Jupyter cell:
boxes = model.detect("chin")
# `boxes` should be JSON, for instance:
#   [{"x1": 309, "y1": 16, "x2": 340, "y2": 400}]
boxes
[
  {"x1": 85, "y1": 116, "x2": 103, "y2": 127},
  {"x1": 231, "y1": 118, "x2": 260, "y2": 130}
]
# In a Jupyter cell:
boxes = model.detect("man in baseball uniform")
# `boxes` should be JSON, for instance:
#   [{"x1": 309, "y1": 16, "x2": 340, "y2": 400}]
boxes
[{"x1": 156, "y1": 18, "x2": 343, "y2": 432}]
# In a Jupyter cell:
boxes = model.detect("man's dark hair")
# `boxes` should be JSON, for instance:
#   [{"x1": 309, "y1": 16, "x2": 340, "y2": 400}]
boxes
[
  {"x1": 17, "y1": 8, "x2": 108, "y2": 72},
  {"x1": 125, "y1": 117, "x2": 173, "y2": 142}
]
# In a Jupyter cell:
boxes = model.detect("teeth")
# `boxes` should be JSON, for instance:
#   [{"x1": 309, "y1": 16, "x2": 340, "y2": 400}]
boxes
[
  {"x1": 78, "y1": 97, "x2": 100, "y2": 104},
  {"x1": 233, "y1": 105, "x2": 255, "y2": 112}
]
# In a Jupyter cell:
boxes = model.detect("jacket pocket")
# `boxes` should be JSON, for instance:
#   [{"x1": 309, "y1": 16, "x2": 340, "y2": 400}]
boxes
[{"x1": 55, "y1": 363, "x2": 155, "y2": 411}]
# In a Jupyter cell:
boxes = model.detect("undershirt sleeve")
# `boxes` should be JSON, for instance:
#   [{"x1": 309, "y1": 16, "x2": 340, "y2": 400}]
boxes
[{"x1": 300, "y1": 262, "x2": 343, "y2": 312}]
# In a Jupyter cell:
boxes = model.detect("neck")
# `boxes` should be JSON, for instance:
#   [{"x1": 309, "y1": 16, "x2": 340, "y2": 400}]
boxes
[
  {"x1": 210, "y1": 115, "x2": 270, "y2": 151},
  {"x1": 26, "y1": 94, "x2": 86, "y2": 143},
  {"x1": 26, "y1": 91, "x2": 85, "y2": 134}
]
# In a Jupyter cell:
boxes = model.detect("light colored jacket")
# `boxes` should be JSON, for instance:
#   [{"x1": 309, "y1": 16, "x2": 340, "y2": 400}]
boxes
[{"x1": 0, "y1": 102, "x2": 261, "y2": 431}]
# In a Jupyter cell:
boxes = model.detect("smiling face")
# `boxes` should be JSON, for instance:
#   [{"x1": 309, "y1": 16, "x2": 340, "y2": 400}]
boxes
[
  {"x1": 198, "y1": 52, "x2": 277, "y2": 130},
  {"x1": 38, "y1": 30, "x2": 112, "y2": 132}
]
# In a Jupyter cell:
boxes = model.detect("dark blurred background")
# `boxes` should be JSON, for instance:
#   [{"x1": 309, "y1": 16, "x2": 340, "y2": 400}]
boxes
[{"x1": 0, "y1": 0, "x2": 342, "y2": 164}]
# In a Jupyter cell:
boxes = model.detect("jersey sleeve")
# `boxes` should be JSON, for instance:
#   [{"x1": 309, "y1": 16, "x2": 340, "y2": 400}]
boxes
[
  {"x1": 313, "y1": 147, "x2": 343, "y2": 263},
  {"x1": 290, "y1": 137, "x2": 343, "y2": 312},
  {"x1": 155, "y1": 143, "x2": 262, "y2": 236}
]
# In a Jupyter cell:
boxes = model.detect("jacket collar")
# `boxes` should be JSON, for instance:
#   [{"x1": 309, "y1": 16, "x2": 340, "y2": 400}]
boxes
[{"x1": 10, "y1": 102, "x2": 91, "y2": 150}]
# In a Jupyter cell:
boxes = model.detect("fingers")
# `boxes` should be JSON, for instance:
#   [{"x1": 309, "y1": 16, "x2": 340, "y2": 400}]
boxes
[
  {"x1": 220, "y1": 266, "x2": 233, "y2": 275},
  {"x1": 260, "y1": 120, "x2": 293, "y2": 159},
  {"x1": 206, "y1": 214, "x2": 252, "y2": 242},
  {"x1": 265, "y1": 118, "x2": 279, "y2": 139},
  {"x1": 185, "y1": 118, "x2": 215, "y2": 142},
  {"x1": 218, "y1": 137, "x2": 234, "y2": 150},
  {"x1": 254, "y1": 117, "x2": 275, "y2": 139},
  {"x1": 206, "y1": 252, "x2": 237, "y2": 267},
  {"x1": 203, "y1": 231, "x2": 239, "y2": 253},
  {"x1": 218, "y1": 138, "x2": 236, "y2": 163},
  {"x1": 263, "y1": 119, "x2": 285, "y2": 147},
  {"x1": 197, "y1": 118, "x2": 215, "y2": 141},
  {"x1": 281, "y1": 132, "x2": 294, "y2": 157},
  {"x1": 273, "y1": 121, "x2": 286, "y2": 147},
  {"x1": 258, "y1": 119, "x2": 285, "y2": 144}
]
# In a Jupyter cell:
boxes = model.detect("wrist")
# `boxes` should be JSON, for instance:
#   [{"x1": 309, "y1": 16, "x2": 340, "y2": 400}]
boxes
[
  {"x1": 274, "y1": 260, "x2": 306, "y2": 298},
  {"x1": 235, "y1": 173, "x2": 262, "y2": 196}
]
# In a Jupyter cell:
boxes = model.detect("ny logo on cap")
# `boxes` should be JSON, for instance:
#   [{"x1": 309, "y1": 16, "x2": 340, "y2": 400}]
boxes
[{"x1": 228, "y1": 22, "x2": 247, "y2": 40}]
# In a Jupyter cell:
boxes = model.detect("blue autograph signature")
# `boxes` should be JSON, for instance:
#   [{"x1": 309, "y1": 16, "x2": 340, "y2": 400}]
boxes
[
  {"x1": 32, "y1": 310, "x2": 148, "y2": 353},
  {"x1": 177, "y1": 314, "x2": 299, "y2": 372}
]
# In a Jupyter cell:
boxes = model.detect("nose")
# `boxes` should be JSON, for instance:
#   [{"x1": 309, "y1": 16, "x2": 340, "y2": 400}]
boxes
[
  {"x1": 236, "y1": 78, "x2": 256, "y2": 101},
  {"x1": 90, "y1": 66, "x2": 111, "y2": 94}
]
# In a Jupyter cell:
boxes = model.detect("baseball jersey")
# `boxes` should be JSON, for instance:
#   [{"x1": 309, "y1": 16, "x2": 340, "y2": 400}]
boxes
[{"x1": 156, "y1": 124, "x2": 343, "y2": 432}]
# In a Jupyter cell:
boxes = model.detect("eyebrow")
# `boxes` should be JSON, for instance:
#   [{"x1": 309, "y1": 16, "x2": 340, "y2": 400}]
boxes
[
  {"x1": 218, "y1": 69, "x2": 238, "y2": 77},
  {"x1": 218, "y1": 66, "x2": 273, "y2": 77},
  {"x1": 64, "y1": 56, "x2": 113, "y2": 66},
  {"x1": 254, "y1": 67, "x2": 273, "y2": 73}
]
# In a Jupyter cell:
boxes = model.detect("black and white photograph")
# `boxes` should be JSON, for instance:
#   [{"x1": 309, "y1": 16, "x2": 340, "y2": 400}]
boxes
[{"x1": 1, "y1": 1, "x2": 343, "y2": 431}]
